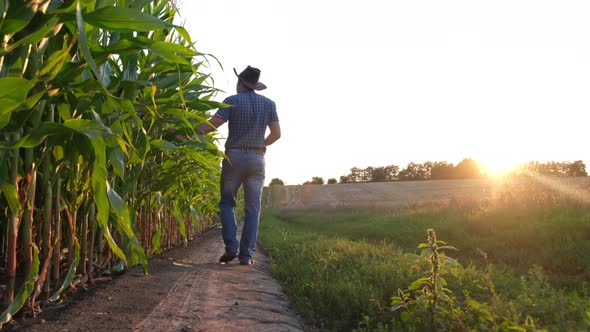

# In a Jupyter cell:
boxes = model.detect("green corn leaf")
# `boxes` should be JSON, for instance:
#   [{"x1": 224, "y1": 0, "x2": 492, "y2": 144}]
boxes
[
  {"x1": 47, "y1": 0, "x2": 81, "y2": 14},
  {"x1": 49, "y1": 240, "x2": 79, "y2": 302},
  {"x1": 0, "y1": 78, "x2": 36, "y2": 123},
  {"x1": 39, "y1": 42, "x2": 75, "y2": 80},
  {"x1": 129, "y1": 0, "x2": 153, "y2": 9},
  {"x1": 0, "y1": 157, "x2": 7, "y2": 187},
  {"x1": 174, "y1": 26, "x2": 194, "y2": 48},
  {"x1": 76, "y1": 1, "x2": 101, "y2": 82},
  {"x1": 106, "y1": 182, "x2": 129, "y2": 224},
  {"x1": 162, "y1": 159, "x2": 176, "y2": 170},
  {"x1": 49, "y1": 61, "x2": 86, "y2": 87},
  {"x1": 0, "y1": 0, "x2": 44, "y2": 35},
  {"x1": 123, "y1": 237, "x2": 139, "y2": 268},
  {"x1": 0, "y1": 113, "x2": 9, "y2": 129},
  {"x1": 22, "y1": 89, "x2": 47, "y2": 110},
  {"x1": 3, "y1": 15, "x2": 60, "y2": 54},
  {"x1": 0, "y1": 0, "x2": 5, "y2": 22},
  {"x1": 156, "y1": 72, "x2": 192, "y2": 90},
  {"x1": 93, "y1": 36, "x2": 195, "y2": 58},
  {"x1": 57, "y1": 104, "x2": 72, "y2": 121},
  {"x1": 190, "y1": 205, "x2": 200, "y2": 228},
  {"x1": 106, "y1": 97, "x2": 142, "y2": 139},
  {"x1": 147, "y1": 51, "x2": 190, "y2": 66},
  {"x1": 0, "y1": 122, "x2": 71, "y2": 150},
  {"x1": 91, "y1": 38, "x2": 144, "y2": 56},
  {"x1": 172, "y1": 202, "x2": 188, "y2": 247},
  {"x1": 1, "y1": 182, "x2": 21, "y2": 215},
  {"x1": 109, "y1": 148, "x2": 125, "y2": 179},
  {"x1": 151, "y1": 223, "x2": 162, "y2": 255},
  {"x1": 47, "y1": 0, "x2": 70, "y2": 12},
  {"x1": 106, "y1": 182, "x2": 147, "y2": 272},
  {"x1": 150, "y1": 139, "x2": 176, "y2": 151},
  {"x1": 84, "y1": 6, "x2": 173, "y2": 32},
  {"x1": 63, "y1": 119, "x2": 112, "y2": 139},
  {"x1": 0, "y1": 244, "x2": 40, "y2": 327},
  {"x1": 91, "y1": 138, "x2": 126, "y2": 261},
  {"x1": 160, "y1": 107, "x2": 208, "y2": 120},
  {"x1": 63, "y1": 119, "x2": 130, "y2": 158}
]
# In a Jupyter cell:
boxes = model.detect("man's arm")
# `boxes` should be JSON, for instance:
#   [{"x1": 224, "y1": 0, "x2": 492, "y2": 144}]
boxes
[
  {"x1": 196, "y1": 115, "x2": 226, "y2": 135},
  {"x1": 174, "y1": 115, "x2": 225, "y2": 140},
  {"x1": 265, "y1": 121, "x2": 281, "y2": 146}
]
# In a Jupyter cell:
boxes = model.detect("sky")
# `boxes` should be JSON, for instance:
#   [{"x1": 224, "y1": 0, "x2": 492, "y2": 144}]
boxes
[{"x1": 177, "y1": 0, "x2": 590, "y2": 185}]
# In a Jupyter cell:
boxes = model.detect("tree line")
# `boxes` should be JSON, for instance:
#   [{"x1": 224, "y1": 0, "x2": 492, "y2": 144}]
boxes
[{"x1": 270, "y1": 159, "x2": 587, "y2": 185}]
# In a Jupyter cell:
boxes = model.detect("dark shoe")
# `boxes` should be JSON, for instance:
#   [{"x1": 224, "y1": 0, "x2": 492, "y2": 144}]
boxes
[
  {"x1": 239, "y1": 259, "x2": 255, "y2": 265},
  {"x1": 219, "y1": 253, "x2": 237, "y2": 263}
]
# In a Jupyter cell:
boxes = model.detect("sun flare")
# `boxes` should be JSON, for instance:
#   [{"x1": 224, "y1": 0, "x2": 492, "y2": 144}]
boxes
[{"x1": 479, "y1": 158, "x2": 518, "y2": 176}]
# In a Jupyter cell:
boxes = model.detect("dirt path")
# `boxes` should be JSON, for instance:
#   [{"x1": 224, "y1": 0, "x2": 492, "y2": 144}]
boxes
[{"x1": 17, "y1": 226, "x2": 305, "y2": 332}]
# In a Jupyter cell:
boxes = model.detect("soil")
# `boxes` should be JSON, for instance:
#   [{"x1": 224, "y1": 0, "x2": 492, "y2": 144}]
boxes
[{"x1": 10, "y1": 226, "x2": 305, "y2": 332}]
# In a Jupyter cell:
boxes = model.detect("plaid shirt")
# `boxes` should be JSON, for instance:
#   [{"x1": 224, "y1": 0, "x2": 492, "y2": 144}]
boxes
[{"x1": 215, "y1": 89, "x2": 279, "y2": 150}]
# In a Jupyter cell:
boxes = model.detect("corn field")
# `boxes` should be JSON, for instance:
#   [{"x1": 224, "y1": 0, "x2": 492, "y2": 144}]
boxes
[{"x1": 0, "y1": 0, "x2": 224, "y2": 325}]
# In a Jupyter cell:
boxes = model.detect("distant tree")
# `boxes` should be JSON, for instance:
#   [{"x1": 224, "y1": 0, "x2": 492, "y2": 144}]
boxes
[
  {"x1": 523, "y1": 161, "x2": 542, "y2": 175},
  {"x1": 430, "y1": 161, "x2": 455, "y2": 180},
  {"x1": 327, "y1": 178, "x2": 337, "y2": 184},
  {"x1": 362, "y1": 167, "x2": 373, "y2": 182},
  {"x1": 567, "y1": 160, "x2": 587, "y2": 177},
  {"x1": 347, "y1": 168, "x2": 357, "y2": 182},
  {"x1": 369, "y1": 167, "x2": 387, "y2": 182},
  {"x1": 383, "y1": 165, "x2": 400, "y2": 181},
  {"x1": 454, "y1": 158, "x2": 482, "y2": 179},
  {"x1": 342, "y1": 165, "x2": 400, "y2": 183},
  {"x1": 517, "y1": 160, "x2": 587, "y2": 177},
  {"x1": 398, "y1": 162, "x2": 429, "y2": 181},
  {"x1": 545, "y1": 161, "x2": 563, "y2": 176},
  {"x1": 397, "y1": 164, "x2": 413, "y2": 181},
  {"x1": 349, "y1": 167, "x2": 371, "y2": 182},
  {"x1": 269, "y1": 178, "x2": 285, "y2": 186},
  {"x1": 311, "y1": 176, "x2": 325, "y2": 185}
]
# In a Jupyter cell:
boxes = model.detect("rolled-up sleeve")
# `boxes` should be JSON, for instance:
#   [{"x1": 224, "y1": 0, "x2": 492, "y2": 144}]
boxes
[
  {"x1": 269, "y1": 101, "x2": 279, "y2": 123},
  {"x1": 215, "y1": 97, "x2": 232, "y2": 120}
]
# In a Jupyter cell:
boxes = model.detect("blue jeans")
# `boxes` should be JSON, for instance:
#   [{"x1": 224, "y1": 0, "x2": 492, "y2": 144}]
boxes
[{"x1": 219, "y1": 150, "x2": 265, "y2": 263}]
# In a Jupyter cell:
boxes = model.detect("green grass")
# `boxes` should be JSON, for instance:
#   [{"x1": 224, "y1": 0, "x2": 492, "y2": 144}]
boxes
[{"x1": 258, "y1": 201, "x2": 590, "y2": 331}]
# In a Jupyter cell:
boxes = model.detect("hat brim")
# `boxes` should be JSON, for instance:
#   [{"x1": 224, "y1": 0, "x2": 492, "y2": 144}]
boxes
[{"x1": 233, "y1": 68, "x2": 267, "y2": 90}]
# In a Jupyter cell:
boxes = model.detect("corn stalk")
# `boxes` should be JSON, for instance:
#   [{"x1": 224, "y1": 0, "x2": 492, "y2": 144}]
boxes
[{"x1": 0, "y1": 0, "x2": 223, "y2": 325}]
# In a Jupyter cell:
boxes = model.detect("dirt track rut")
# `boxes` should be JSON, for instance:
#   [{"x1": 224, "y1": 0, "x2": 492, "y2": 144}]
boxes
[{"x1": 21, "y1": 226, "x2": 304, "y2": 332}]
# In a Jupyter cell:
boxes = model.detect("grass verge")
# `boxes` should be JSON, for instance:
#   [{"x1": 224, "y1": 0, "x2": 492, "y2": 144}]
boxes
[{"x1": 258, "y1": 201, "x2": 590, "y2": 331}]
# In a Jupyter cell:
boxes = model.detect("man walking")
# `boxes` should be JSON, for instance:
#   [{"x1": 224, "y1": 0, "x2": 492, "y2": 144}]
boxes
[{"x1": 196, "y1": 66, "x2": 281, "y2": 265}]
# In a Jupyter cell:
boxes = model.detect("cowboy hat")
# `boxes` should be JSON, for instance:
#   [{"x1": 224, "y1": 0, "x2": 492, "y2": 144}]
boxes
[{"x1": 233, "y1": 66, "x2": 267, "y2": 90}]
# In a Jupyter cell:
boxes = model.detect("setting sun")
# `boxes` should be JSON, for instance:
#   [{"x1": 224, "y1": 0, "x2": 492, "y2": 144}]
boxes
[{"x1": 478, "y1": 157, "x2": 518, "y2": 176}]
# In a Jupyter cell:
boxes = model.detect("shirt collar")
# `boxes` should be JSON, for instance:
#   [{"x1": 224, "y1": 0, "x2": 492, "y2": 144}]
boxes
[{"x1": 238, "y1": 88, "x2": 255, "y2": 94}]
